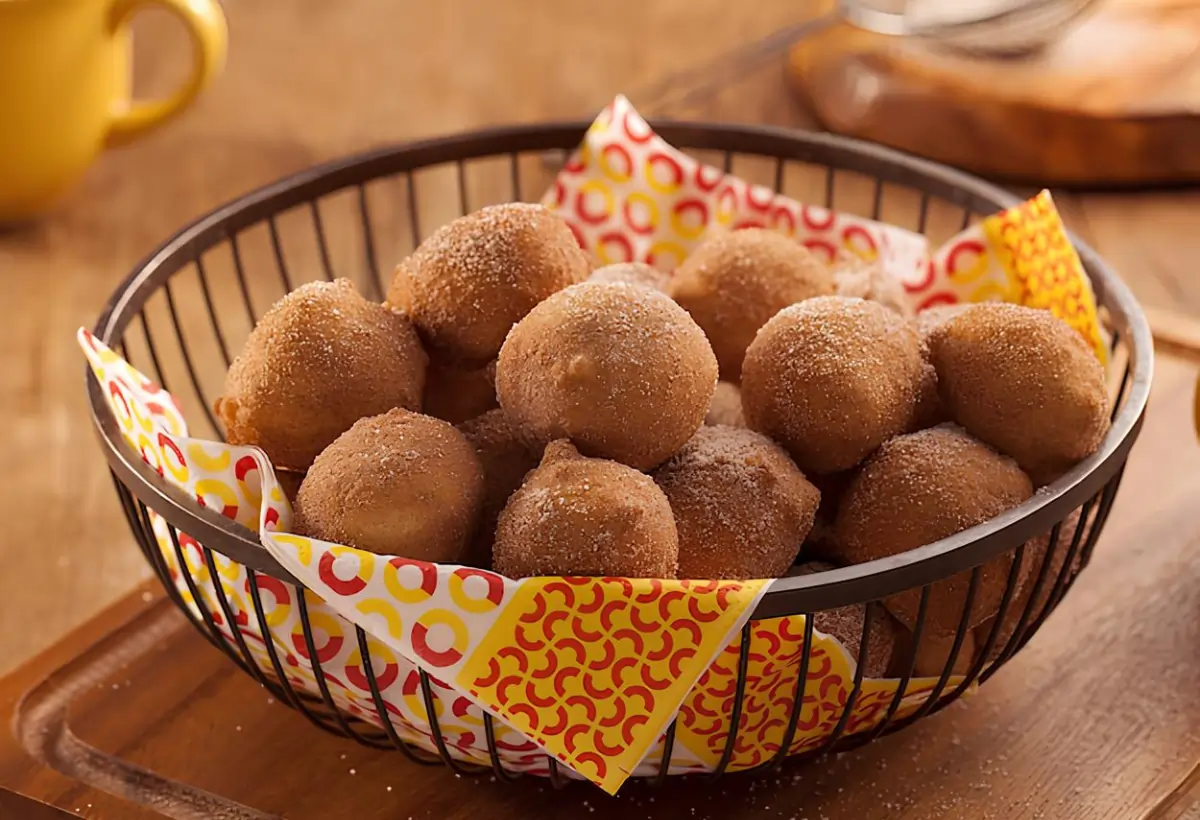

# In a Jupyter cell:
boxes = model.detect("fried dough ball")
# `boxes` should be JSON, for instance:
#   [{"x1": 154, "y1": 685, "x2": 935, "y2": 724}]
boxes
[
  {"x1": 833, "y1": 425, "x2": 1033, "y2": 635},
  {"x1": 975, "y1": 506, "x2": 1086, "y2": 661},
  {"x1": 588, "y1": 261, "x2": 670, "y2": 293},
  {"x1": 387, "y1": 203, "x2": 590, "y2": 362},
  {"x1": 493, "y1": 440, "x2": 679, "y2": 579},
  {"x1": 216, "y1": 279, "x2": 426, "y2": 471},
  {"x1": 293, "y1": 408, "x2": 483, "y2": 562},
  {"x1": 742, "y1": 296, "x2": 925, "y2": 475},
  {"x1": 653, "y1": 426, "x2": 819, "y2": 580},
  {"x1": 705, "y1": 381, "x2": 745, "y2": 428},
  {"x1": 791, "y1": 562, "x2": 898, "y2": 678},
  {"x1": 929, "y1": 303, "x2": 1109, "y2": 485},
  {"x1": 832, "y1": 253, "x2": 911, "y2": 318},
  {"x1": 422, "y1": 358, "x2": 498, "y2": 424},
  {"x1": 496, "y1": 282, "x2": 718, "y2": 470},
  {"x1": 458, "y1": 409, "x2": 542, "y2": 566},
  {"x1": 669, "y1": 229, "x2": 835, "y2": 381}
]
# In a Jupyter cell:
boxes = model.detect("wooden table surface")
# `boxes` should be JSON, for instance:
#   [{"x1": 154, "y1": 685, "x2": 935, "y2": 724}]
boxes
[{"x1": 1, "y1": 0, "x2": 1199, "y2": 817}]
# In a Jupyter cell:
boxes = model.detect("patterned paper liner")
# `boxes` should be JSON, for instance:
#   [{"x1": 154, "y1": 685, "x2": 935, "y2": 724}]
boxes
[{"x1": 78, "y1": 96, "x2": 1106, "y2": 794}]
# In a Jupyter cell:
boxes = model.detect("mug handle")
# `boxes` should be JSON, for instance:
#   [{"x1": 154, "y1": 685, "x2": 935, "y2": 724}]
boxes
[{"x1": 105, "y1": 0, "x2": 228, "y2": 148}]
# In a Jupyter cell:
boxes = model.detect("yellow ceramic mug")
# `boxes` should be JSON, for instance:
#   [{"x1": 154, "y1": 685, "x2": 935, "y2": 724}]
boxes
[{"x1": 0, "y1": 0, "x2": 227, "y2": 222}]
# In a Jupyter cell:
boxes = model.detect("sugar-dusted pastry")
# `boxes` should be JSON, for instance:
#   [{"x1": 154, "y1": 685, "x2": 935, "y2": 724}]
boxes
[
  {"x1": 496, "y1": 282, "x2": 717, "y2": 470},
  {"x1": 294, "y1": 408, "x2": 483, "y2": 562},
  {"x1": 216, "y1": 279, "x2": 426, "y2": 470},
  {"x1": 492, "y1": 440, "x2": 679, "y2": 579},
  {"x1": 387, "y1": 203, "x2": 590, "y2": 362}
]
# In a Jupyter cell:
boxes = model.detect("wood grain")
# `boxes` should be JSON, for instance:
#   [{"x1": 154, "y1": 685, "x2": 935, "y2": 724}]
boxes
[
  {"x1": 786, "y1": 0, "x2": 1200, "y2": 185},
  {"x1": 1, "y1": 355, "x2": 1198, "y2": 820},
  {"x1": 0, "y1": 6, "x2": 1198, "y2": 817}
]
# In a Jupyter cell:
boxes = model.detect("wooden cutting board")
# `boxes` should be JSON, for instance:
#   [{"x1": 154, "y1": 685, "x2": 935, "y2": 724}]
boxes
[
  {"x1": 786, "y1": 0, "x2": 1200, "y2": 186},
  {"x1": 1, "y1": 349, "x2": 1199, "y2": 819}
]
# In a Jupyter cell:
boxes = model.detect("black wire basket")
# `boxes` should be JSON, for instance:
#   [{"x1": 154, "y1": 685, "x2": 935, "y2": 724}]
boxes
[{"x1": 86, "y1": 121, "x2": 1152, "y2": 786}]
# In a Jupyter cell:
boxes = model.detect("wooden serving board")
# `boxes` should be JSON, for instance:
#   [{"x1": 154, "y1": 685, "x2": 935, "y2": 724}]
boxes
[
  {"x1": 785, "y1": 0, "x2": 1200, "y2": 186},
  {"x1": 1, "y1": 351, "x2": 1199, "y2": 820}
]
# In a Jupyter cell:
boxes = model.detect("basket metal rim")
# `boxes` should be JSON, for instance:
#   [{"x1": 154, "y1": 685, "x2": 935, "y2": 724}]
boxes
[{"x1": 86, "y1": 118, "x2": 1154, "y2": 615}]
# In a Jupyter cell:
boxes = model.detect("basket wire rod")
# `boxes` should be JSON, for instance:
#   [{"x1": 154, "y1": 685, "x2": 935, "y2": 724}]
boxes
[
  {"x1": 905, "y1": 568, "x2": 983, "y2": 726},
  {"x1": 547, "y1": 755, "x2": 569, "y2": 789},
  {"x1": 245, "y1": 572, "x2": 355, "y2": 737},
  {"x1": 405, "y1": 171, "x2": 422, "y2": 247},
  {"x1": 766, "y1": 614, "x2": 817, "y2": 769},
  {"x1": 294, "y1": 587, "x2": 391, "y2": 747},
  {"x1": 112, "y1": 474, "x2": 155, "y2": 566},
  {"x1": 959, "y1": 205, "x2": 974, "y2": 230},
  {"x1": 1111, "y1": 361, "x2": 1133, "y2": 423},
  {"x1": 114, "y1": 477, "x2": 212, "y2": 652},
  {"x1": 916, "y1": 192, "x2": 932, "y2": 234},
  {"x1": 137, "y1": 309, "x2": 171, "y2": 395},
  {"x1": 163, "y1": 525, "x2": 243, "y2": 664},
  {"x1": 994, "y1": 520, "x2": 1063, "y2": 666},
  {"x1": 355, "y1": 628, "x2": 444, "y2": 766},
  {"x1": 198, "y1": 543, "x2": 289, "y2": 694},
  {"x1": 712, "y1": 621, "x2": 754, "y2": 777},
  {"x1": 1080, "y1": 466, "x2": 1126, "y2": 567},
  {"x1": 417, "y1": 669, "x2": 489, "y2": 775},
  {"x1": 824, "y1": 166, "x2": 836, "y2": 209},
  {"x1": 137, "y1": 501, "x2": 248, "y2": 672},
  {"x1": 722, "y1": 150, "x2": 734, "y2": 174},
  {"x1": 815, "y1": 603, "x2": 877, "y2": 754},
  {"x1": 355, "y1": 184, "x2": 384, "y2": 301},
  {"x1": 773, "y1": 157, "x2": 786, "y2": 194},
  {"x1": 870, "y1": 177, "x2": 884, "y2": 220},
  {"x1": 483, "y1": 713, "x2": 523, "y2": 781},
  {"x1": 307, "y1": 200, "x2": 337, "y2": 282},
  {"x1": 193, "y1": 256, "x2": 233, "y2": 368},
  {"x1": 228, "y1": 232, "x2": 260, "y2": 329},
  {"x1": 952, "y1": 542, "x2": 1028, "y2": 695},
  {"x1": 863, "y1": 586, "x2": 931, "y2": 743},
  {"x1": 1039, "y1": 500, "x2": 1098, "y2": 615},
  {"x1": 456, "y1": 159, "x2": 470, "y2": 215},
  {"x1": 266, "y1": 216, "x2": 295, "y2": 295},
  {"x1": 508, "y1": 152, "x2": 523, "y2": 201},
  {"x1": 162, "y1": 280, "x2": 221, "y2": 435},
  {"x1": 654, "y1": 719, "x2": 679, "y2": 784}
]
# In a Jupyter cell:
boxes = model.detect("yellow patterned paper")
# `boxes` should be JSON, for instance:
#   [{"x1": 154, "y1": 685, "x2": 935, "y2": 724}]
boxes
[
  {"x1": 458, "y1": 577, "x2": 764, "y2": 793},
  {"x1": 982, "y1": 191, "x2": 1107, "y2": 363}
]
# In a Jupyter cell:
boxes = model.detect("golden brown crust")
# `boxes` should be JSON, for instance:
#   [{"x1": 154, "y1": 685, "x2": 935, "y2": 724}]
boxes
[
  {"x1": 790, "y1": 562, "x2": 898, "y2": 677},
  {"x1": 741, "y1": 296, "x2": 925, "y2": 475},
  {"x1": 386, "y1": 203, "x2": 590, "y2": 362},
  {"x1": 215, "y1": 279, "x2": 427, "y2": 471},
  {"x1": 457, "y1": 409, "x2": 543, "y2": 568},
  {"x1": 704, "y1": 381, "x2": 745, "y2": 428},
  {"x1": 293, "y1": 408, "x2": 483, "y2": 562},
  {"x1": 492, "y1": 440, "x2": 679, "y2": 579},
  {"x1": 669, "y1": 229, "x2": 834, "y2": 381},
  {"x1": 832, "y1": 425, "x2": 1034, "y2": 635},
  {"x1": 588, "y1": 261, "x2": 670, "y2": 293},
  {"x1": 422, "y1": 357, "x2": 498, "y2": 424},
  {"x1": 929, "y1": 303, "x2": 1110, "y2": 485},
  {"x1": 653, "y1": 426, "x2": 819, "y2": 580},
  {"x1": 495, "y1": 282, "x2": 718, "y2": 471}
]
